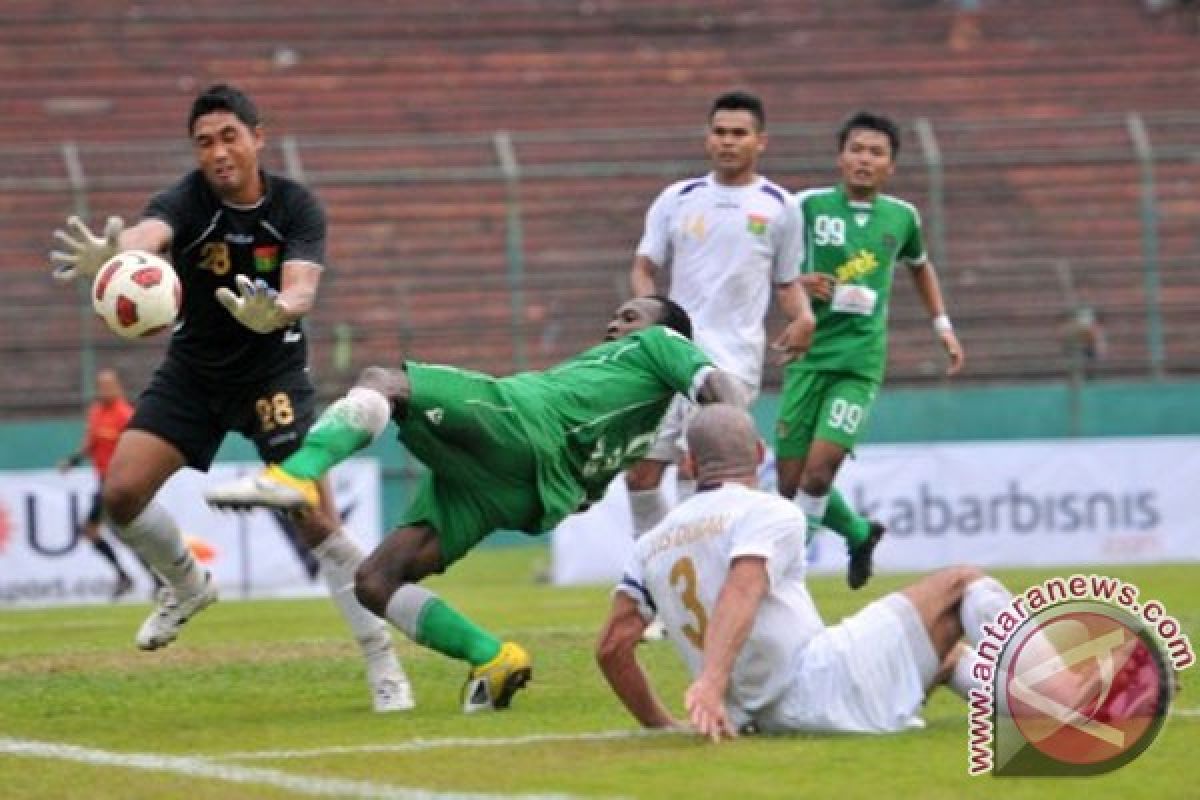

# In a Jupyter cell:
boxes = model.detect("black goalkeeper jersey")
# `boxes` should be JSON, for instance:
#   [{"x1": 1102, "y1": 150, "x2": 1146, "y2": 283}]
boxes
[{"x1": 143, "y1": 169, "x2": 326, "y2": 384}]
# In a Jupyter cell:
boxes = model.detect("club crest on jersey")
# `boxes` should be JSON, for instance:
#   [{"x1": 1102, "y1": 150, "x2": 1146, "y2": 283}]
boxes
[
  {"x1": 853, "y1": 212, "x2": 870, "y2": 227},
  {"x1": 254, "y1": 245, "x2": 280, "y2": 273},
  {"x1": 746, "y1": 213, "x2": 768, "y2": 235}
]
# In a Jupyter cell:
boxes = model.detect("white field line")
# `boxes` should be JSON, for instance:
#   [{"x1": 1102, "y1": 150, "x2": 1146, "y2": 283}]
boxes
[
  {"x1": 1173, "y1": 707, "x2": 1200, "y2": 717},
  {"x1": 0, "y1": 737, "x2": 596, "y2": 800},
  {"x1": 220, "y1": 728, "x2": 677, "y2": 761}
]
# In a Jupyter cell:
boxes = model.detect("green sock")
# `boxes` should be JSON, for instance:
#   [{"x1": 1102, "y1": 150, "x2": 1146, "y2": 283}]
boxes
[
  {"x1": 822, "y1": 488, "x2": 870, "y2": 549},
  {"x1": 281, "y1": 403, "x2": 375, "y2": 480},
  {"x1": 415, "y1": 596, "x2": 503, "y2": 667}
]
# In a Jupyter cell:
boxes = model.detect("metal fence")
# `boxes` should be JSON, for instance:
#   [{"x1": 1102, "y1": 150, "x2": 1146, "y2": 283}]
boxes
[{"x1": 1, "y1": 112, "x2": 1198, "y2": 416}]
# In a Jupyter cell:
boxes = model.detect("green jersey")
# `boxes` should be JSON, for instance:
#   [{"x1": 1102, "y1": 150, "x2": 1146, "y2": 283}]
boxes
[
  {"x1": 792, "y1": 185, "x2": 927, "y2": 381},
  {"x1": 501, "y1": 325, "x2": 712, "y2": 528}
]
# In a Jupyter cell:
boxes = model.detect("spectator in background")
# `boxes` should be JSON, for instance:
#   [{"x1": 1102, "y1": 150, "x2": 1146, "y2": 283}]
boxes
[
  {"x1": 1061, "y1": 305, "x2": 1107, "y2": 379},
  {"x1": 948, "y1": 0, "x2": 984, "y2": 52},
  {"x1": 58, "y1": 369, "x2": 140, "y2": 600}
]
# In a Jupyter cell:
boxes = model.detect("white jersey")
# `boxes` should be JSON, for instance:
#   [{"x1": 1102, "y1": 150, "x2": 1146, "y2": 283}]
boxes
[
  {"x1": 618, "y1": 483, "x2": 821, "y2": 719},
  {"x1": 636, "y1": 174, "x2": 801, "y2": 388}
]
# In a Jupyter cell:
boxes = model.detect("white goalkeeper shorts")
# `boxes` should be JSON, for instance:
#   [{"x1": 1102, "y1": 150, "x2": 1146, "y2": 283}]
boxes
[
  {"x1": 757, "y1": 593, "x2": 940, "y2": 734},
  {"x1": 644, "y1": 378, "x2": 758, "y2": 463}
]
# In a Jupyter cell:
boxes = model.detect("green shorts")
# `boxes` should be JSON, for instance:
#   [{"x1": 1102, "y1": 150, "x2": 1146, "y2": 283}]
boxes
[
  {"x1": 396, "y1": 363, "x2": 545, "y2": 566},
  {"x1": 775, "y1": 369, "x2": 879, "y2": 459}
]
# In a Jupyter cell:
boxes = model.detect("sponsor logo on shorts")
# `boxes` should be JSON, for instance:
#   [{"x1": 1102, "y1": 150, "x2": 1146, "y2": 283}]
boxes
[{"x1": 967, "y1": 575, "x2": 1193, "y2": 776}]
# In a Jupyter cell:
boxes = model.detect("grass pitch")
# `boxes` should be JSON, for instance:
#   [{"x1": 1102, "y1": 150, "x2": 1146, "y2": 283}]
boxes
[{"x1": 1, "y1": 548, "x2": 1196, "y2": 799}]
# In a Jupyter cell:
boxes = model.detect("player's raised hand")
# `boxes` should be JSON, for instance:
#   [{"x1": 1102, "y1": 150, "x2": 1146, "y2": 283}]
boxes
[
  {"x1": 685, "y1": 677, "x2": 737, "y2": 743},
  {"x1": 50, "y1": 215, "x2": 123, "y2": 284},
  {"x1": 940, "y1": 328, "x2": 965, "y2": 375},
  {"x1": 215, "y1": 275, "x2": 288, "y2": 333}
]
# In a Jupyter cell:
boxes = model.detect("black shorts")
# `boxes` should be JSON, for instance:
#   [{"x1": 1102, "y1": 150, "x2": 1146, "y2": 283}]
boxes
[
  {"x1": 86, "y1": 489, "x2": 104, "y2": 525},
  {"x1": 129, "y1": 357, "x2": 317, "y2": 471}
]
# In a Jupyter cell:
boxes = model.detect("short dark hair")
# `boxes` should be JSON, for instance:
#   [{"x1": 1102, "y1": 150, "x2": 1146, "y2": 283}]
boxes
[
  {"x1": 837, "y1": 111, "x2": 901, "y2": 157},
  {"x1": 649, "y1": 294, "x2": 693, "y2": 340},
  {"x1": 188, "y1": 84, "x2": 261, "y2": 134},
  {"x1": 710, "y1": 90, "x2": 765, "y2": 131}
]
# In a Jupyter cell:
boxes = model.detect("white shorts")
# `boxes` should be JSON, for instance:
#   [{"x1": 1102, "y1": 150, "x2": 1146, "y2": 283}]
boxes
[
  {"x1": 756, "y1": 593, "x2": 939, "y2": 734},
  {"x1": 644, "y1": 378, "x2": 758, "y2": 463}
]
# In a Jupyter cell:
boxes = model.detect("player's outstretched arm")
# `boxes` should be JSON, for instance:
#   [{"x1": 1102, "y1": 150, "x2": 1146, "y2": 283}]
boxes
[
  {"x1": 910, "y1": 261, "x2": 965, "y2": 375},
  {"x1": 686, "y1": 555, "x2": 769, "y2": 742},
  {"x1": 596, "y1": 594, "x2": 680, "y2": 729},
  {"x1": 216, "y1": 261, "x2": 322, "y2": 334}
]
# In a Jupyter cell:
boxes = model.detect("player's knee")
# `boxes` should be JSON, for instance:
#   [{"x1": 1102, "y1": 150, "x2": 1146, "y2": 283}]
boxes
[
  {"x1": 939, "y1": 564, "x2": 986, "y2": 599},
  {"x1": 799, "y1": 468, "x2": 834, "y2": 497},
  {"x1": 353, "y1": 561, "x2": 394, "y2": 616},
  {"x1": 356, "y1": 366, "x2": 409, "y2": 416},
  {"x1": 101, "y1": 480, "x2": 148, "y2": 527}
]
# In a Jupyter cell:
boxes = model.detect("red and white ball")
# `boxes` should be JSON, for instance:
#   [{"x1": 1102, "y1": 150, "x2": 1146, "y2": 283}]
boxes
[{"x1": 91, "y1": 250, "x2": 181, "y2": 339}]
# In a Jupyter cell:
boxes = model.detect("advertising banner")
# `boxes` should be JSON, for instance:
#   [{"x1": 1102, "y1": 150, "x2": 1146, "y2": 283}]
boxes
[
  {"x1": 552, "y1": 437, "x2": 1200, "y2": 585},
  {"x1": 0, "y1": 460, "x2": 381, "y2": 606}
]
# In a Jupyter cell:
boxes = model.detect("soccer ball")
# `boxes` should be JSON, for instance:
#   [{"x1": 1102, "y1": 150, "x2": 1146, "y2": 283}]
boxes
[{"x1": 92, "y1": 250, "x2": 182, "y2": 339}]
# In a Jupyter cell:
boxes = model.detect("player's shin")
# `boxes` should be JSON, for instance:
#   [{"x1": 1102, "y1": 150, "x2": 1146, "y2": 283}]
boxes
[
  {"x1": 792, "y1": 489, "x2": 829, "y2": 536},
  {"x1": 385, "y1": 584, "x2": 501, "y2": 666},
  {"x1": 822, "y1": 488, "x2": 870, "y2": 548},
  {"x1": 314, "y1": 529, "x2": 413, "y2": 711},
  {"x1": 282, "y1": 387, "x2": 391, "y2": 480},
  {"x1": 114, "y1": 501, "x2": 205, "y2": 593}
]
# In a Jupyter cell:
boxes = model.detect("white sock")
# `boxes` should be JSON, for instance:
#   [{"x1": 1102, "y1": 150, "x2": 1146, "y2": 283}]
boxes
[
  {"x1": 313, "y1": 529, "x2": 390, "y2": 655},
  {"x1": 114, "y1": 501, "x2": 203, "y2": 593},
  {"x1": 794, "y1": 489, "x2": 829, "y2": 529},
  {"x1": 949, "y1": 646, "x2": 981, "y2": 700},
  {"x1": 962, "y1": 576, "x2": 1067, "y2": 677},
  {"x1": 675, "y1": 477, "x2": 697, "y2": 504},
  {"x1": 384, "y1": 584, "x2": 438, "y2": 642},
  {"x1": 314, "y1": 386, "x2": 392, "y2": 442},
  {"x1": 960, "y1": 576, "x2": 1012, "y2": 647},
  {"x1": 628, "y1": 488, "x2": 669, "y2": 538}
]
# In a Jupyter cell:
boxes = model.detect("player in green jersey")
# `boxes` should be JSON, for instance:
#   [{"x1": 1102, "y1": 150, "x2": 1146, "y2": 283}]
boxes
[
  {"x1": 777, "y1": 111, "x2": 964, "y2": 590},
  {"x1": 205, "y1": 295, "x2": 745, "y2": 712}
]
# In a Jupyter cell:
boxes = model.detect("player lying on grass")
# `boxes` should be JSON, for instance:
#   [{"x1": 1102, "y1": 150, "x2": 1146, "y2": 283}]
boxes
[
  {"x1": 206, "y1": 296, "x2": 748, "y2": 712},
  {"x1": 597, "y1": 404, "x2": 1108, "y2": 740}
]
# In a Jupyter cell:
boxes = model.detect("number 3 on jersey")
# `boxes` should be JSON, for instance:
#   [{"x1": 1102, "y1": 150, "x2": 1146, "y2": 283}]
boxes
[{"x1": 669, "y1": 556, "x2": 708, "y2": 649}]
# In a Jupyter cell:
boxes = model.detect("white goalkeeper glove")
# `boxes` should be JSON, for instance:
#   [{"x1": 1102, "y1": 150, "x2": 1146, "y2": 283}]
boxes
[
  {"x1": 215, "y1": 275, "x2": 290, "y2": 334},
  {"x1": 50, "y1": 215, "x2": 124, "y2": 284}
]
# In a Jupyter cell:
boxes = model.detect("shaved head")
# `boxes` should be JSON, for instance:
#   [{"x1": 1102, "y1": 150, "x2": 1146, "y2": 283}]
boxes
[{"x1": 686, "y1": 404, "x2": 761, "y2": 485}]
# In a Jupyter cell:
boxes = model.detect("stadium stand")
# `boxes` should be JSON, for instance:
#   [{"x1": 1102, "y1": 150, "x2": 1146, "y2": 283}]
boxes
[{"x1": 1, "y1": 0, "x2": 1198, "y2": 414}]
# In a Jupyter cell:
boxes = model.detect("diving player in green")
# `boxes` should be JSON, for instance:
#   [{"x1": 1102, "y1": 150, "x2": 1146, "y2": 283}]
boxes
[
  {"x1": 206, "y1": 295, "x2": 746, "y2": 712},
  {"x1": 777, "y1": 111, "x2": 965, "y2": 590}
]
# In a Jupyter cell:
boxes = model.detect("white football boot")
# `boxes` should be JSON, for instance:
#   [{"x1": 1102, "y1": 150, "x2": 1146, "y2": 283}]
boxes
[
  {"x1": 366, "y1": 649, "x2": 415, "y2": 713},
  {"x1": 136, "y1": 571, "x2": 218, "y2": 650}
]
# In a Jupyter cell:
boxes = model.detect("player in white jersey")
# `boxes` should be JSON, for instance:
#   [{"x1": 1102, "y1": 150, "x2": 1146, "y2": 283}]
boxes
[
  {"x1": 624, "y1": 89, "x2": 815, "y2": 542},
  {"x1": 597, "y1": 405, "x2": 1102, "y2": 739}
]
